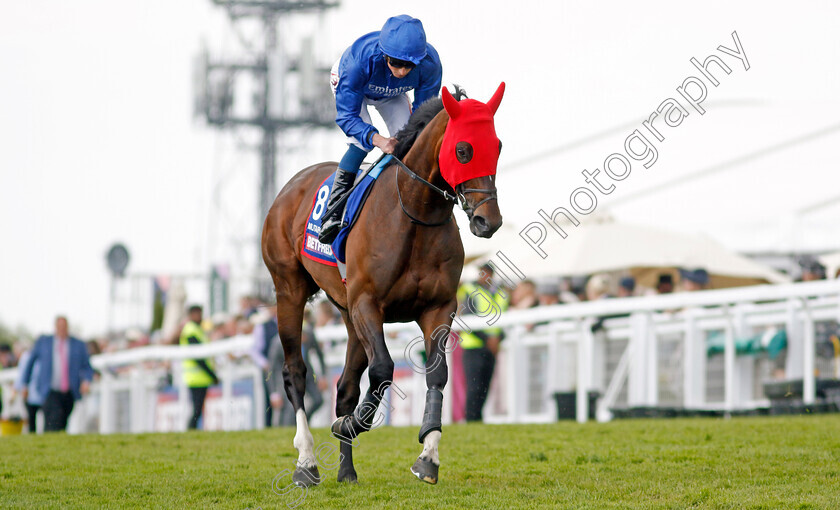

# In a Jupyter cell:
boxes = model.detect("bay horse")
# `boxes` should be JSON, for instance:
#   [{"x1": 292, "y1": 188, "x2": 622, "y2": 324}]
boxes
[{"x1": 261, "y1": 83, "x2": 506, "y2": 486}]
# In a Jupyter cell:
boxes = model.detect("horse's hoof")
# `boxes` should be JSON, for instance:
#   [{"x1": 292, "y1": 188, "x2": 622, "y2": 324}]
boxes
[
  {"x1": 292, "y1": 465, "x2": 321, "y2": 487},
  {"x1": 410, "y1": 458, "x2": 439, "y2": 485},
  {"x1": 337, "y1": 469, "x2": 358, "y2": 484}
]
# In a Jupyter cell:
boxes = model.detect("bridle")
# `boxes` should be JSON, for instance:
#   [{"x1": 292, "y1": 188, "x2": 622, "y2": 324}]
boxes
[
  {"x1": 455, "y1": 179, "x2": 498, "y2": 219},
  {"x1": 392, "y1": 156, "x2": 498, "y2": 227}
]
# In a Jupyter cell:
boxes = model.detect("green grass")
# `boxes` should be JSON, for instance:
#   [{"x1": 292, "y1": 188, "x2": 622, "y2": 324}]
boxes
[{"x1": 2, "y1": 415, "x2": 840, "y2": 509}]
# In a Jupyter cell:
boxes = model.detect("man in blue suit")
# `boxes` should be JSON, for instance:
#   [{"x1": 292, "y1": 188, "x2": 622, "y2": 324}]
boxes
[{"x1": 20, "y1": 316, "x2": 94, "y2": 432}]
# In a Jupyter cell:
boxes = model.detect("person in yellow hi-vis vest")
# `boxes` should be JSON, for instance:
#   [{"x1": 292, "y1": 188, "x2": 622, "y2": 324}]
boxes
[
  {"x1": 180, "y1": 305, "x2": 219, "y2": 430},
  {"x1": 457, "y1": 263, "x2": 509, "y2": 422}
]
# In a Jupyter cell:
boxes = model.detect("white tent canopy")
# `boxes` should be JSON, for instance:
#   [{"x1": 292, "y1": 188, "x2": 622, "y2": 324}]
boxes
[{"x1": 468, "y1": 219, "x2": 790, "y2": 289}]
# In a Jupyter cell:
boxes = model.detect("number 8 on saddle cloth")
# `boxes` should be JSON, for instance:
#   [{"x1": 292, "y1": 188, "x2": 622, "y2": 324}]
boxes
[{"x1": 301, "y1": 155, "x2": 394, "y2": 270}]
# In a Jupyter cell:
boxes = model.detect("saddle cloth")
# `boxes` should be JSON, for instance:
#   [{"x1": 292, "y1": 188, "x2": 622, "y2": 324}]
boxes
[{"x1": 302, "y1": 155, "x2": 393, "y2": 266}]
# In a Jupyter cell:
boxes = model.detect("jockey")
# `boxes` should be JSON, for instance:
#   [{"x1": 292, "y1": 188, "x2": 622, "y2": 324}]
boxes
[{"x1": 318, "y1": 14, "x2": 443, "y2": 244}]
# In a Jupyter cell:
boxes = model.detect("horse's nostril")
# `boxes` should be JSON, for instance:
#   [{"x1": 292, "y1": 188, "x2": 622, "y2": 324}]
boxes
[{"x1": 472, "y1": 216, "x2": 488, "y2": 231}]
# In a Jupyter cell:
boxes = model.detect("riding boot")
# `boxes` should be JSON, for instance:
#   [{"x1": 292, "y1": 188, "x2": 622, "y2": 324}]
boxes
[{"x1": 318, "y1": 168, "x2": 356, "y2": 244}]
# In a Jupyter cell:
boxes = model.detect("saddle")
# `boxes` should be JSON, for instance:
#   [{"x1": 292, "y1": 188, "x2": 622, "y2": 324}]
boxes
[{"x1": 302, "y1": 155, "x2": 393, "y2": 272}]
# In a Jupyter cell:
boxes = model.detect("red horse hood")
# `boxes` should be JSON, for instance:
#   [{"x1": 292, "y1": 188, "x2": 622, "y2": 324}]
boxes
[{"x1": 439, "y1": 82, "x2": 505, "y2": 189}]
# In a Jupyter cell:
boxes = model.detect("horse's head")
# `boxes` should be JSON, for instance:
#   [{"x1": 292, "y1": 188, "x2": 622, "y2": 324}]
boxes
[{"x1": 440, "y1": 83, "x2": 505, "y2": 238}]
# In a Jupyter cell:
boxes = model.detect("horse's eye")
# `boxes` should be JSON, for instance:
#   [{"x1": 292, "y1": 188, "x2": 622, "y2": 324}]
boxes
[
  {"x1": 455, "y1": 141, "x2": 473, "y2": 164},
  {"x1": 498, "y1": 140, "x2": 503, "y2": 153}
]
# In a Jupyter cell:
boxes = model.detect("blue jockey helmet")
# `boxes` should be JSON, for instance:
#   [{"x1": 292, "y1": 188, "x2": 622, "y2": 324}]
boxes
[{"x1": 379, "y1": 15, "x2": 427, "y2": 65}]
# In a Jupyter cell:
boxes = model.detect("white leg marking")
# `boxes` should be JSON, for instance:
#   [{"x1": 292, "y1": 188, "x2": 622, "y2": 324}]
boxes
[
  {"x1": 420, "y1": 430, "x2": 441, "y2": 466},
  {"x1": 293, "y1": 409, "x2": 316, "y2": 469}
]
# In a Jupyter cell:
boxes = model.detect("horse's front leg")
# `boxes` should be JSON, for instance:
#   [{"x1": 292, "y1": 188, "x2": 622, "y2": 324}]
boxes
[
  {"x1": 331, "y1": 295, "x2": 394, "y2": 477},
  {"x1": 411, "y1": 301, "x2": 456, "y2": 484}
]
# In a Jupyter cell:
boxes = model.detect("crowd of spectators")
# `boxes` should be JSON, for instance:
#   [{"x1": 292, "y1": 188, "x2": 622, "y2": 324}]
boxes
[
  {"x1": 0, "y1": 258, "x2": 826, "y2": 372},
  {"x1": 506, "y1": 271, "x2": 675, "y2": 311},
  {"x1": 0, "y1": 256, "x2": 836, "y2": 431},
  {"x1": 0, "y1": 293, "x2": 341, "y2": 432},
  {"x1": 498, "y1": 254, "x2": 835, "y2": 312}
]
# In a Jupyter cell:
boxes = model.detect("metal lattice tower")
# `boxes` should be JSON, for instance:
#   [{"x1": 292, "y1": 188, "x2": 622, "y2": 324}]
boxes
[{"x1": 194, "y1": 0, "x2": 338, "y2": 282}]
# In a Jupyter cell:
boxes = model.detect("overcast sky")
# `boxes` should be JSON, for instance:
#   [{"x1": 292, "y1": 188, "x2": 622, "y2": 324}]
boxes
[{"x1": 2, "y1": 1, "x2": 838, "y2": 337}]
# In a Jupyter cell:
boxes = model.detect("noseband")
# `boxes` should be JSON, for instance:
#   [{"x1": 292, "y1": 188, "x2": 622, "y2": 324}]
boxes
[{"x1": 455, "y1": 182, "x2": 498, "y2": 220}]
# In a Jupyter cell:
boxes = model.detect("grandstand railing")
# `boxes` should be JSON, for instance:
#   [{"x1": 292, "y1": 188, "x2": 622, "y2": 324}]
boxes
[{"x1": 2, "y1": 279, "x2": 839, "y2": 433}]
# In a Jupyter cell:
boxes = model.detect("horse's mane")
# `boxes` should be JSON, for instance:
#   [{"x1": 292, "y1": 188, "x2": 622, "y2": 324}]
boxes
[{"x1": 393, "y1": 85, "x2": 467, "y2": 159}]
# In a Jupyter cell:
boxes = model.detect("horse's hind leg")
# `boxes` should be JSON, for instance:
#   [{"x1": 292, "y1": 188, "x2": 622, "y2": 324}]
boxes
[
  {"x1": 273, "y1": 270, "x2": 320, "y2": 487},
  {"x1": 411, "y1": 301, "x2": 457, "y2": 485},
  {"x1": 331, "y1": 310, "x2": 368, "y2": 483}
]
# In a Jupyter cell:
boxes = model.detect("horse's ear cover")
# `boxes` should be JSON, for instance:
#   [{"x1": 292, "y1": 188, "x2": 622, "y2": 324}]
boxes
[
  {"x1": 439, "y1": 82, "x2": 505, "y2": 188},
  {"x1": 486, "y1": 82, "x2": 505, "y2": 115},
  {"x1": 441, "y1": 86, "x2": 461, "y2": 119}
]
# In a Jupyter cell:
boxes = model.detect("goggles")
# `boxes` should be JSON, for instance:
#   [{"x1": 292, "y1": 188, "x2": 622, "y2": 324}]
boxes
[{"x1": 386, "y1": 56, "x2": 416, "y2": 69}]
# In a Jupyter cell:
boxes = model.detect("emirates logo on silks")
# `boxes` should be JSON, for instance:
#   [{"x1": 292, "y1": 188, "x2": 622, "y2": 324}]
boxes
[{"x1": 438, "y1": 82, "x2": 505, "y2": 189}]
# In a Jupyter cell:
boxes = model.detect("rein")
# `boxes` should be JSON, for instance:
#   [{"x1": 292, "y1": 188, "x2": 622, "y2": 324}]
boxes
[
  {"x1": 391, "y1": 156, "x2": 498, "y2": 226},
  {"x1": 393, "y1": 157, "x2": 455, "y2": 227}
]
